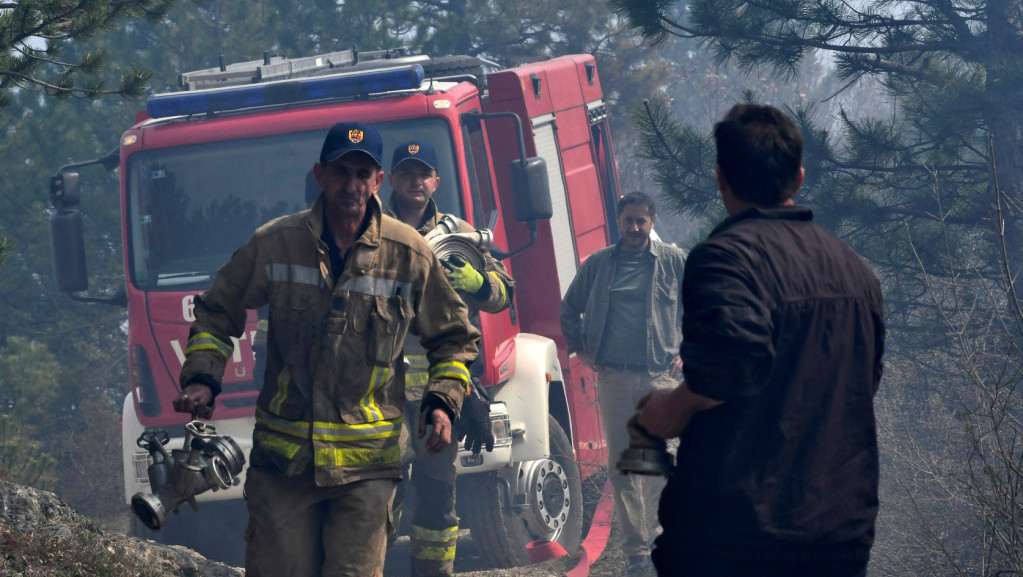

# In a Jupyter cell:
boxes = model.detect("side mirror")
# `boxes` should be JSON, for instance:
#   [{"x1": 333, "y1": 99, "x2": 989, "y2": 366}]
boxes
[
  {"x1": 48, "y1": 170, "x2": 88, "y2": 293},
  {"x1": 508, "y1": 157, "x2": 552, "y2": 223},
  {"x1": 50, "y1": 170, "x2": 81, "y2": 209}
]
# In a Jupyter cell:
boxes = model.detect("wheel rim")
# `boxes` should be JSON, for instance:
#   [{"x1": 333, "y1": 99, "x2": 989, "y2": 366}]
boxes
[{"x1": 518, "y1": 457, "x2": 572, "y2": 540}]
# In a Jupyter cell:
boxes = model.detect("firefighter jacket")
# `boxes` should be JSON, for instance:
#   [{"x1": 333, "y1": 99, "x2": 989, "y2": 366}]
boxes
[
  {"x1": 180, "y1": 195, "x2": 480, "y2": 486},
  {"x1": 385, "y1": 197, "x2": 514, "y2": 397}
]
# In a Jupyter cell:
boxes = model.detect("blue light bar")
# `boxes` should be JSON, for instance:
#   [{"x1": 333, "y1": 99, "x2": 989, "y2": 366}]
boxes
[{"x1": 147, "y1": 64, "x2": 425, "y2": 119}]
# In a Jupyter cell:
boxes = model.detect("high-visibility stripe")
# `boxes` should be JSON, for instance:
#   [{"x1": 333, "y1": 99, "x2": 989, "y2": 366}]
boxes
[
  {"x1": 256, "y1": 407, "x2": 308, "y2": 438},
  {"x1": 360, "y1": 366, "x2": 388, "y2": 421},
  {"x1": 314, "y1": 444, "x2": 401, "y2": 468},
  {"x1": 311, "y1": 418, "x2": 402, "y2": 442},
  {"x1": 405, "y1": 372, "x2": 430, "y2": 388},
  {"x1": 489, "y1": 271, "x2": 509, "y2": 309},
  {"x1": 406, "y1": 355, "x2": 430, "y2": 370},
  {"x1": 254, "y1": 429, "x2": 303, "y2": 459},
  {"x1": 256, "y1": 408, "x2": 402, "y2": 441},
  {"x1": 405, "y1": 354, "x2": 430, "y2": 388},
  {"x1": 339, "y1": 275, "x2": 412, "y2": 300},
  {"x1": 410, "y1": 525, "x2": 458, "y2": 561},
  {"x1": 411, "y1": 524, "x2": 458, "y2": 542},
  {"x1": 429, "y1": 361, "x2": 470, "y2": 385},
  {"x1": 184, "y1": 332, "x2": 233, "y2": 360},
  {"x1": 256, "y1": 318, "x2": 269, "y2": 332},
  {"x1": 268, "y1": 366, "x2": 291, "y2": 414},
  {"x1": 265, "y1": 263, "x2": 325, "y2": 287}
]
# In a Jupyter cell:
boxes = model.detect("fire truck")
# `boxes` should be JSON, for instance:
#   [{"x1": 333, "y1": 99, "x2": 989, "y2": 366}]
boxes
[{"x1": 48, "y1": 48, "x2": 624, "y2": 568}]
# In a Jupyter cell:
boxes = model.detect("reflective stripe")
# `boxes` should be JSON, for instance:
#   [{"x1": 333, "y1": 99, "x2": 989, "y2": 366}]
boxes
[
  {"x1": 429, "y1": 361, "x2": 470, "y2": 385},
  {"x1": 405, "y1": 354, "x2": 430, "y2": 388},
  {"x1": 184, "y1": 332, "x2": 232, "y2": 360},
  {"x1": 489, "y1": 271, "x2": 509, "y2": 309},
  {"x1": 411, "y1": 524, "x2": 458, "y2": 542},
  {"x1": 257, "y1": 408, "x2": 402, "y2": 441},
  {"x1": 406, "y1": 355, "x2": 430, "y2": 371},
  {"x1": 256, "y1": 407, "x2": 308, "y2": 438},
  {"x1": 405, "y1": 372, "x2": 430, "y2": 388},
  {"x1": 410, "y1": 525, "x2": 458, "y2": 561},
  {"x1": 256, "y1": 318, "x2": 269, "y2": 332},
  {"x1": 314, "y1": 444, "x2": 401, "y2": 468},
  {"x1": 254, "y1": 429, "x2": 303, "y2": 459},
  {"x1": 411, "y1": 523, "x2": 458, "y2": 562},
  {"x1": 360, "y1": 366, "x2": 388, "y2": 421},
  {"x1": 411, "y1": 544, "x2": 457, "y2": 561},
  {"x1": 339, "y1": 275, "x2": 412, "y2": 300},
  {"x1": 311, "y1": 418, "x2": 402, "y2": 442},
  {"x1": 268, "y1": 366, "x2": 291, "y2": 414},
  {"x1": 265, "y1": 263, "x2": 325, "y2": 287}
]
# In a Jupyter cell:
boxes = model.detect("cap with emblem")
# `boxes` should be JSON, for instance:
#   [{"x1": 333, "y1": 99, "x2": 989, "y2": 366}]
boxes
[
  {"x1": 320, "y1": 121, "x2": 383, "y2": 166},
  {"x1": 390, "y1": 139, "x2": 438, "y2": 172}
]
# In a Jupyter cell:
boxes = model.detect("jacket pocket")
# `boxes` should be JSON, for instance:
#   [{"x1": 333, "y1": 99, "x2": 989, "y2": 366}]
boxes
[
  {"x1": 368, "y1": 296, "x2": 412, "y2": 366},
  {"x1": 269, "y1": 289, "x2": 316, "y2": 365}
]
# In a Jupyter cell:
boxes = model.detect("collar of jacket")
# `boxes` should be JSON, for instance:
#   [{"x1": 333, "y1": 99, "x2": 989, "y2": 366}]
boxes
[
  {"x1": 385, "y1": 195, "x2": 441, "y2": 235},
  {"x1": 711, "y1": 205, "x2": 813, "y2": 237},
  {"x1": 305, "y1": 194, "x2": 384, "y2": 276}
]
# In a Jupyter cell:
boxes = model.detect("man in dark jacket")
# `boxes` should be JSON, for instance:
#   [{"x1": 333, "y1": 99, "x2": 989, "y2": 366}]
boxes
[{"x1": 636, "y1": 103, "x2": 886, "y2": 577}]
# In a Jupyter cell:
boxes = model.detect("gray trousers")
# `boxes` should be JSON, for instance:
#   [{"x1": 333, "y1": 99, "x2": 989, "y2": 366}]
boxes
[{"x1": 598, "y1": 367, "x2": 677, "y2": 557}]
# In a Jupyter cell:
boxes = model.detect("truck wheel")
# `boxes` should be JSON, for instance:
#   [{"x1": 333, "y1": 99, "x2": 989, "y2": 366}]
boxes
[{"x1": 460, "y1": 416, "x2": 583, "y2": 568}]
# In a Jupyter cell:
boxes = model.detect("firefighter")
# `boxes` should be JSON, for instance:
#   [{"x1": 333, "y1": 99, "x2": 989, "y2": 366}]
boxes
[
  {"x1": 173, "y1": 122, "x2": 480, "y2": 577},
  {"x1": 385, "y1": 139, "x2": 514, "y2": 577}
]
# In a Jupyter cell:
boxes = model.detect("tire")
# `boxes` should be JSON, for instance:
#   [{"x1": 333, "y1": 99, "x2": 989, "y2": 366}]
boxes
[{"x1": 459, "y1": 416, "x2": 583, "y2": 568}]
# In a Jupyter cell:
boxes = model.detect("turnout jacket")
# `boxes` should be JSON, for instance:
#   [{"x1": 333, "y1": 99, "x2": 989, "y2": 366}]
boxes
[
  {"x1": 385, "y1": 197, "x2": 514, "y2": 394},
  {"x1": 180, "y1": 195, "x2": 480, "y2": 486}
]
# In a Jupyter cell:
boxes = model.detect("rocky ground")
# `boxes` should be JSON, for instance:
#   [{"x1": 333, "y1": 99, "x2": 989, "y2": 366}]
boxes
[{"x1": 0, "y1": 480, "x2": 628, "y2": 577}]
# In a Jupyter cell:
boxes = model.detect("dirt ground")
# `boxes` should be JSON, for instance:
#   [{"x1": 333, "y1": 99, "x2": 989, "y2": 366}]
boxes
[{"x1": 385, "y1": 532, "x2": 629, "y2": 577}]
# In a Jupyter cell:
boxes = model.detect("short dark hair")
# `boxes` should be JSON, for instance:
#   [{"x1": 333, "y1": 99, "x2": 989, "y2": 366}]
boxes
[
  {"x1": 617, "y1": 191, "x2": 656, "y2": 217},
  {"x1": 714, "y1": 104, "x2": 803, "y2": 206}
]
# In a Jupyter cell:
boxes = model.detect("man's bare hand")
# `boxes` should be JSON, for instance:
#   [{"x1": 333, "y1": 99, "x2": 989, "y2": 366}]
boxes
[
  {"x1": 419, "y1": 407, "x2": 453, "y2": 454},
  {"x1": 173, "y1": 383, "x2": 215, "y2": 419},
  {"x1": 637, "y1": 384, "x2": 723, "y2": 440},
  {"x1": 636, "y1": 389, "x2": 686, "y2": 439}
]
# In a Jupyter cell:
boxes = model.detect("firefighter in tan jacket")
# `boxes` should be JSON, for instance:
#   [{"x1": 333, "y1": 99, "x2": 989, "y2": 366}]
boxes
[
  {"x1": 174, "y1": 122, "x2": 480, "y2": 577},
  {"x1": 384, "y1": 139, "x2": 514, "y2": 577}
]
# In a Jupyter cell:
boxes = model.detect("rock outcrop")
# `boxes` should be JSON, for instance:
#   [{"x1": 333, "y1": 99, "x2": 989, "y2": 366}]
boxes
[{"x1": 0, "y1": 480, "x2": 243, "y2": 577}]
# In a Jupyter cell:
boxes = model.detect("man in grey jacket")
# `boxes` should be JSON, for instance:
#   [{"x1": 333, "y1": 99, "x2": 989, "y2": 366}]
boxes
[{"x1": 559, "y1": 191, "x2": 686, "y2": 577}]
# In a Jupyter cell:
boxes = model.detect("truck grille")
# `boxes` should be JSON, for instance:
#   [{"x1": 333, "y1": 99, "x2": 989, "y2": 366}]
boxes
[{"x1": 133, "y1": 452, "x2": 151, "y2": 485}]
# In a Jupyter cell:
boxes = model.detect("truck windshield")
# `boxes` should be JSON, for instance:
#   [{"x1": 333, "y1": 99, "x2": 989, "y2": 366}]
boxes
[{"x1": 126, "y1": 120, "x2": 462, "y2": 291}]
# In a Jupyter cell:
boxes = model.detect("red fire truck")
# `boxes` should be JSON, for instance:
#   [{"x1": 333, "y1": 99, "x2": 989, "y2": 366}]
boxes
[{"x1": 48, "y1": 49, "x2": 624, "y2": 568}]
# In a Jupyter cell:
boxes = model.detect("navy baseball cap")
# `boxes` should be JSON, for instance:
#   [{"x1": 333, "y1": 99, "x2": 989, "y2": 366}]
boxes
[
  {"x1": 320, "y1": 122, "x2": 383, "y2": 166},
  {"x1": 391, "y1": 140, "x2": 438, "y2": 172}
]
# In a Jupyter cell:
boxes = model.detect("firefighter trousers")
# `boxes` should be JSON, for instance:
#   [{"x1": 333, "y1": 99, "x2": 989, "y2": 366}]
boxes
[
  {"x1": 243, "y1": 465, "x2": 395, "y2": 577},
  {"x1": 401, "y1": 398, "x2": 459, "y2": 577}
]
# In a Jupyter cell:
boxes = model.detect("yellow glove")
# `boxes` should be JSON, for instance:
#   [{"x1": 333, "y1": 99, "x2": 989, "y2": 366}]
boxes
[{"x1": 443, "y1": 256, "x2": 485, "y2": 293}]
